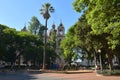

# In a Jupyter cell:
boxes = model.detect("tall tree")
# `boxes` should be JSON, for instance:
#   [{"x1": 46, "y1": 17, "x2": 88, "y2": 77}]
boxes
[
  {"x1": 0, "y1": 24, "x2": 44, "y2": 68},
  {"x1": 2, "y1": 28, "x2": 17, "y2": 65},
  {"x1": 49, "y1": 32, "x2": 56, "y2": 49},
  {"x1": 28, "y1": 16, "x2": 41, "y2": 35},
  {"x1": 0, "y1": 24, "x2": 8, "y2": 59},
  {"x1": 73, "y1": 0, "x2": 120, "y2": 70},
  {"x1": 16, "y1": 31, "x2": 43, "y2": 67},
  {"x1": 40, "y1": 3, "x2": 54, "y2": 69},
  {"x1": 60, "y1": 25, "x2": 79, "y2": 64}
]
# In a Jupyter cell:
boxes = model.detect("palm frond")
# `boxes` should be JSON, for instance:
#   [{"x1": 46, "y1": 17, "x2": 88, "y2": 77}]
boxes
[
  {"x1": 45, "y1": 3, "x2": 51, "y2": 9},
  {"x1": 40, "y1": 8, "x2": 45, "y2": 15},
  {"x1": 42, "y1": 4, "x2": 45, "y2": 8},
  {"x1": 49, "y1": 7, "x2": 54, "y2": 13},
  {"x1": 40, "y1": 3, "x2": 54, "y2": 19},
  {"x1": 40, "y1": 8, "x2": 44, "y2": 11}
]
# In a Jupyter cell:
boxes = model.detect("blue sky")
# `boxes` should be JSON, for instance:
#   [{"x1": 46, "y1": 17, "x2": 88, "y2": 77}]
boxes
[{"x1": 0, "y1": 0, "x2": 82, "y2": 33}]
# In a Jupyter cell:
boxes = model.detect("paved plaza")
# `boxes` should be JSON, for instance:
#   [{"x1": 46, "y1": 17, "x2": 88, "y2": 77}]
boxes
[{"x1": 0, "y1": 70, "x2": 120, "y2": 80}]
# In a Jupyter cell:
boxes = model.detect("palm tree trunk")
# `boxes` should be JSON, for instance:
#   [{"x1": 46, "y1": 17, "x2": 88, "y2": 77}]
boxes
[{"x1": 43, "y1": 19, "x2": 48, "y2": 69}]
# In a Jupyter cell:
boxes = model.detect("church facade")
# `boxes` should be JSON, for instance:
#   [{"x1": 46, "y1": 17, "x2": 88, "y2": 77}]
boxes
[
  {"x1": 48, "y1": 22, "x2": 65, "y2": 69},
  {"x1": 20, "y1": 22, "x2": 65, "y2": 68}
]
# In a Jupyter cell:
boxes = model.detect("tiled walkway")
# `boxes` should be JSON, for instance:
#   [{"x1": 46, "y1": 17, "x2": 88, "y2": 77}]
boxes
[{"x1": 34, "y1": 72, "x2": 120, "y2": 80}]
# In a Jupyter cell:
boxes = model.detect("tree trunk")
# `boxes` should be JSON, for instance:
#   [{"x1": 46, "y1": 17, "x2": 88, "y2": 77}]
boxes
[
  {"x1": 94, "y1": 52, "x2": 97, "y2": 71},
  {"x1": 42, "y1": 19, "x2": 48, "y2": 69},
  {"x1": 107, "y1": 49, "x2": 113, "y2": 71}
]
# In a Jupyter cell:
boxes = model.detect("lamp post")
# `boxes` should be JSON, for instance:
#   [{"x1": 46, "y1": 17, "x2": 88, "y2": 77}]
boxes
[
  {"x1": 98, "y1": 49, "x2": 103, "y2": 71},
  {"x1": 40, "y1": 3, "x2": 54, "y2": 69}
]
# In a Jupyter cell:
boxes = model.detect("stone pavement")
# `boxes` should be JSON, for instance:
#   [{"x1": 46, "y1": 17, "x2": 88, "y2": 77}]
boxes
[
  {"x1": 33, "y1": 72, "x2": 120, "y2": 80},
  {"x1": 0, "y1": 70, "x2": 120, "y2": 80}
]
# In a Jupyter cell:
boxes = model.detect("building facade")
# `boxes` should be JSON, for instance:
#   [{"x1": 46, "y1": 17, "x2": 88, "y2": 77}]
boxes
[{"x1": 49, "y1": 22, "x2": 65, "y2": 69}]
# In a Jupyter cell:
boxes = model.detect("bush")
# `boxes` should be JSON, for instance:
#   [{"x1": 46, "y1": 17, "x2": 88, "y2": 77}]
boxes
[
  {"x1": 3, "y1": 65, "x2": 27, "y2": 70},
  {"x1": 97, "y1": 70, "x2": 120, "y2": 76}
]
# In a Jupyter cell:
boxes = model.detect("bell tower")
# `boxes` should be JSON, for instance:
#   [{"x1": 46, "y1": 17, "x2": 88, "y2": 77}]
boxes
[
  {"x1": 48, "y1": 22, "x2": 65, "y2": 69},
  {"x1": 56, "y1": 22, "x2": 65, "y2": 69},
  {"x1": 21, "y1": 24, "x2": 27, "y2": 32},
  {"x1": 57, "y1": 22, "x2": 65, "y2": 36},
  {"x1": 56, "y1": 22, "x2": 65, "y2": 49},
  {"x1": 49, "y1": 23, "x2": 57, "y2": 36}
]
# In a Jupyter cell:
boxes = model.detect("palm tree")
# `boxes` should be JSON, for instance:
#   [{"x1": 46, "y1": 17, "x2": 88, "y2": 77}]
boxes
[{"x1": 40, "y1": 3, "x2": 54, "y2": 69}]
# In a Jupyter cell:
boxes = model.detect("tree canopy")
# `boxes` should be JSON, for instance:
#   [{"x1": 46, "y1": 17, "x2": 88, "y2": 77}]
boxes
[
  {"x1": 73, "y1": 0, "x2": 120, "y2": 70},
  {"x1": 0, "y1": 24, "x2": 44, "y2": 67},
  {"x1": 73, "y1": 0, "x2": 120, "y2": 49}
]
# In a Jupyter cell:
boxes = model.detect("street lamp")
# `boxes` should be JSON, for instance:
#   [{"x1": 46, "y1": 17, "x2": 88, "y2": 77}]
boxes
[{"x1": 98, "y1": 49, "x2": 103, "y2": 71}]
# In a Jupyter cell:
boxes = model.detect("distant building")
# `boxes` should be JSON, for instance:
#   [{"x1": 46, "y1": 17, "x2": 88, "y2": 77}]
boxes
[
  {"x1": 21, "y1": 24, "x2": 27, "y2": 32},
  {"x1": 48, "y1": 22, "x2": 65, "y2": 69},
  {"x1": 20, "y1": 22, "x2": 65, "y2": 68}
]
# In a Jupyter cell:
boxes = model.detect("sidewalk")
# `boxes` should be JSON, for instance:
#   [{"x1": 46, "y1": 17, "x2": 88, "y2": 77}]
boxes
[
  {"x1": 34, "y1": 71, "x2": 120, "y2": 80},
  {"x1": 0, "y1": 69, "x2": 120, "y2": 80}
]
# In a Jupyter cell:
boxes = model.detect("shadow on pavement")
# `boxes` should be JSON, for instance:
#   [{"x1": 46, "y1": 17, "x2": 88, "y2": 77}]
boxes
[{"x1": 0, "y1": 71, "x2": 39, "y2": 80}]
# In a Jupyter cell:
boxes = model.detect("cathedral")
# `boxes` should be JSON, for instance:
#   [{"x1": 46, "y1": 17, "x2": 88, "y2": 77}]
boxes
[
  {"x1": 48, "y1": 22, "x2": 65, "y2": 69},
  {"x1": 21, "y1": 22, "x2": 65, "y2": 68}
]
